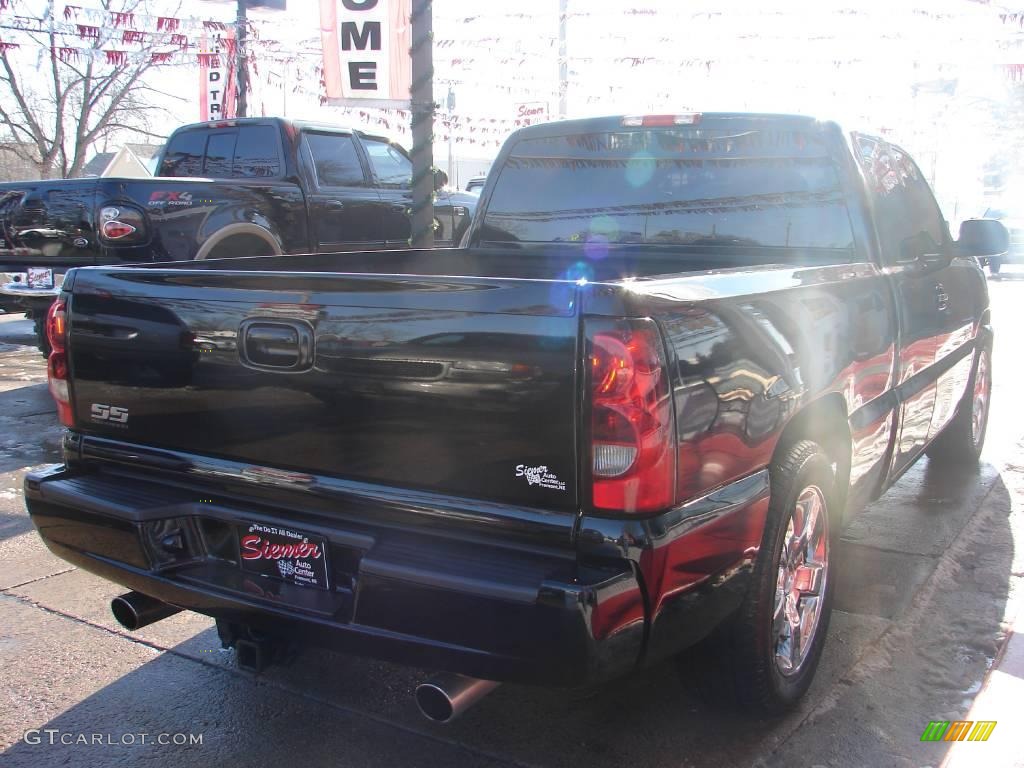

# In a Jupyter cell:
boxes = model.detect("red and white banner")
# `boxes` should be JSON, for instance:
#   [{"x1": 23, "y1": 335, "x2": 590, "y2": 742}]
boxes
[
  {"x1": 199, "y1": 31, "x2": 237, "y2": 121},
  {"x1": 319, "y1": 0, "x2": 411, "y2": 107}
]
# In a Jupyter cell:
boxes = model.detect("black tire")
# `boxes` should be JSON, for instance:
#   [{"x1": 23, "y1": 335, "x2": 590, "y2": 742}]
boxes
[
  {"x1": 989, "y1": 256, "x2": 1002, "y2": 277},
  {"x1": 926, "y1": 344, "x2": 991, "y2": 466},
  {"x1": 33, "y1": 315, "x2": 51, "y2": 357},
  {"x1": 681, "y1": 440, "x2": 837, "y2": 714}
]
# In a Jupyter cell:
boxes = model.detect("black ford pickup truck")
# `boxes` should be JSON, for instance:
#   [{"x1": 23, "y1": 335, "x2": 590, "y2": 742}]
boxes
[
  {"x1": 0, "y1": 117, "x2": 475, "y2": 352},
  {"x1": 25, "y1": 114, "x2": 1007, "y2": 720}
]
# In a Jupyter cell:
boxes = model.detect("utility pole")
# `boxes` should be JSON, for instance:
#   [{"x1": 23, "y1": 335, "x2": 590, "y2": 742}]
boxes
[
  {"x1": 235, "y1": 0, "x2": 248, "y2": 117},
  {"x1": 558, "y1": 0, "x2": 567, "y2": 119},
  {"x1": 409, "y1": 0, "x2": 435, "y2": 248},
  {"x1": 446, "y1": 84, "x2": 455, "y2": 187}
]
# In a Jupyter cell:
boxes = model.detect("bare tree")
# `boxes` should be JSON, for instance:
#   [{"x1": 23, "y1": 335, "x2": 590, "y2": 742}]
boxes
[{"x1": 0, "y1": 0, "x2": 183, "y2": 179}]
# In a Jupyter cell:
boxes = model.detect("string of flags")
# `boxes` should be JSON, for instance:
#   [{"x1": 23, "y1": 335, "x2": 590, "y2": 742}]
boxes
[
  {"x1": 2, "y1": 0, "x2": 1024, "y2": 140},
  {"x1": 0, "y1": 3, "x2": 308, "y2": 69},
  {"x1": 0, "y1": 1, "x2": 277, "y2": 37}
]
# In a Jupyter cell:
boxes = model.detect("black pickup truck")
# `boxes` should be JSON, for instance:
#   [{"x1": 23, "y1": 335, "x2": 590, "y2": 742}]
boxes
[
  {"x1": 0, "y1": 117, "x2": 475, "y2": 351},
  {"x1": 25, "y1": 113, "x2": 1007, "y2": 720}
]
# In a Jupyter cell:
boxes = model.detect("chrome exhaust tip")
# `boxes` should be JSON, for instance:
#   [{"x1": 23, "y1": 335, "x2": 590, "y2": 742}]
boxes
[
  {"x1": 415, "y1": 673, "x2": 500, "y2": 723},
  {"x1": 111, "y1": 591, "x2": 181, "y2": 631}
]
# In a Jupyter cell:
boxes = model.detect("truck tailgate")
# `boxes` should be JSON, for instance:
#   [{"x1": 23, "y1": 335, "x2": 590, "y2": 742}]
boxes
[{"x1": 66, "y1": 268, "x2": 581, "y2": 512}]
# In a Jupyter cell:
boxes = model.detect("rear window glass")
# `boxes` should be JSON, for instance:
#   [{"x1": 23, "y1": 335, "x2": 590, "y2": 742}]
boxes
[
  {"x1": 159, "y1": 126, "x2": 281, "y2": 179},
  {"x1": 481, "y1": 127, "x2": 855, "y2": 251},
  {"x1": 159, "y1": 130, "x2": 206, "y2": 177},
  {"x1": 233, "y1": 126, "x2": 281, "y2": 178},
  {"x1": 203, "y1": 132, "x2": 237, "y2": 178}
]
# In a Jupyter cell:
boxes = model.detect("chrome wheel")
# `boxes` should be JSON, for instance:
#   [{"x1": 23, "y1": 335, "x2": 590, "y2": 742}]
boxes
[
  {"x1": 773, "y1": 485, "x2": 829, "y2": 677},
  {"x1": 971, "y1": 351, "x2": 990, "y2": 448}
]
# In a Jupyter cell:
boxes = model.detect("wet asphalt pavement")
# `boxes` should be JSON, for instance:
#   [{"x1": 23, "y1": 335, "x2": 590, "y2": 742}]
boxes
[{"x1": 1, "y1": 275, "x2": 1023, "y2": 768}]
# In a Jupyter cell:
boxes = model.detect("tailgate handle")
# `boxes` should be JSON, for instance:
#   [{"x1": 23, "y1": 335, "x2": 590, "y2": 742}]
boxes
[{"x1": 239, "y1": 319, "x2": 314, "y2": 372}]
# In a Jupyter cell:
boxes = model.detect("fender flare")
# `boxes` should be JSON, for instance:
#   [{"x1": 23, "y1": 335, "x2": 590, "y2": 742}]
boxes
[{"x1": 194, "y1": 223, "x2": 283, "y2": 260}]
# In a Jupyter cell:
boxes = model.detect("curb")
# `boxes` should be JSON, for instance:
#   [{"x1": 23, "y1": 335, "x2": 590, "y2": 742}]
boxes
[{"x1": 942, "y1": 610, "x2": 1023, "y2": 767}]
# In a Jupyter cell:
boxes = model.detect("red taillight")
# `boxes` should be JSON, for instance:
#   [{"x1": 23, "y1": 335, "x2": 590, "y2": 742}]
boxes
[
  {"x1": 46, "y1": 298, "x2": 67, "y2": 354},
  {"x1": 46, "y1": 298, "x2": 74, "y2": 427},
  {"x1": 101, "y1": 220, "x2": 137, "y2": 240},
  {"x1": 588, "y1": 320, "x2": 675, "y2": 515}
]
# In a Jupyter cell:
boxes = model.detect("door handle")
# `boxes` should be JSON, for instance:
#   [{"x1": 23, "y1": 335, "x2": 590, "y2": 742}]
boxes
[
  {"x1": 324, "y1": 200, "x2": 345, "y2": 210},
  {"x1": 391, "y1": 204, "x2": 410, "y2": 214},
  {"x1": 239, "y1": 319, "x2": 314, "y2": 372},
  {"x1": 934, "y1": 282, "x2": 949, "y2": 312}
]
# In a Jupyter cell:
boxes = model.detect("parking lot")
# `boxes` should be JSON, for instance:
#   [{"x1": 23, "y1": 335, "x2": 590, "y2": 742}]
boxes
[{"x1": 0, "y1": 275, "x2": 1022, "y2": 768}]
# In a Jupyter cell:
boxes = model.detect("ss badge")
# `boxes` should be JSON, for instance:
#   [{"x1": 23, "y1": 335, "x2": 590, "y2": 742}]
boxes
[{"x1": 90, "y1": 403, "x2": 129, "y2": 425}]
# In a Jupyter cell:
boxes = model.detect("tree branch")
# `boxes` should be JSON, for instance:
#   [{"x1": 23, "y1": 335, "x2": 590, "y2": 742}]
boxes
[{"x1": 1, "y1": 0, "x2": 191, "y2": 178}]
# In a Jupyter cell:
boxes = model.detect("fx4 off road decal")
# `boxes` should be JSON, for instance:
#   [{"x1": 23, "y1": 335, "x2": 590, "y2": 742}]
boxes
[{"x1": 148, "y1": 191, "x2": 193, "y2": 207}]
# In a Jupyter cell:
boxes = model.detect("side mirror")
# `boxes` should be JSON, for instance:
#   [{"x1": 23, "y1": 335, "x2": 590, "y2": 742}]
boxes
[
  {"x1": 433, "y1": 169, "x2": 449, "y2": 191},
  {"x1": 958, "y1": 218, "x2": 1009, "y2": 259}
]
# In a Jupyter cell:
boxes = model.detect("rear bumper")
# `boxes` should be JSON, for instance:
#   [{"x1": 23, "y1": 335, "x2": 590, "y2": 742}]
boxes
[
  {"x1": 24, "y1": 463, "x2": 644, "y2": 686},
  {"x1": 0, "y1": 271, "x2": 64, "y2": 308}
]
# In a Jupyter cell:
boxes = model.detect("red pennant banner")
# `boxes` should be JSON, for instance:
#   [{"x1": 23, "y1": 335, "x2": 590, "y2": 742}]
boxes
[
  {"x1": 170, "y1": 33, "x2": 188, "y2": 49},
  {"x1": 157, "y1": 17, "x2": 180, "y2": 32},
  {"x1": 63, "y1": 4, "x2": 80, "y2": 19},
  {"x1": 0, "y1": 40, "x2": 18, "y2": 52},
  {"x1": 151, "y1": 51, "x2": 174, "y2": 64},
  {"x1": 105, "y1": 49, "x2": 128, "y2": 65},
  {"x1": 76, "y1": 24, "x2": 99, "y2": 39},
  {"x1": 122, "y1": 30, "x2": 146, "y2": 44},
  {"x1": 55, "y1": 46, "x2": 77, "y2": 62},
  {"x1": 110, "y1": 11, "x2": 134, "y2": 28},
  {"x1": 197, "y1": 52, "x2": 221, "y2": 67}
]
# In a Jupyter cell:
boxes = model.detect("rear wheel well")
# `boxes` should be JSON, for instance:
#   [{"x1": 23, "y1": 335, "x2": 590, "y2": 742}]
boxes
[
  {"x1": 204, "y1": 234, "x2": 278, "y2": 260},
  {"x1": 196, "y1": 224, "x2": 282, "y2": 260},
  {"x1": 771, "y1": 394, "x2": 851, "y2": 510}
]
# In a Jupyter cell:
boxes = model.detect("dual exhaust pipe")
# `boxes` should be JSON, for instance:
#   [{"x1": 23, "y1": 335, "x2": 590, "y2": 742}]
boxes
[{"x1": 111, "y1": 591, "x2": 499, "y2": 722}]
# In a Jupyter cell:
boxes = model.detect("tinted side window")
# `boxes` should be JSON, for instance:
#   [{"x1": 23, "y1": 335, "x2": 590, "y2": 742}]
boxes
[
  {"x1": 855, "y1": 136, "x2": 947, "y2": 263},
  {"x1": 363, "y1": 138, "x2": 412, "y2": 186},
  {"x1": 304, "y1": 133, "x2": 366, "y2": 187},
  {"x1": 903, "y1": 165, "x2": 946, "y2": 247},
  {"x1": 159, "y1": 131, "x2": 206, "y2": 177},
  {"x1": 233, "y1": 126, "x2": 281, "y2": 178},
  {"x1": 203, "y1": 132, "x2": 237, "y2": 178}
]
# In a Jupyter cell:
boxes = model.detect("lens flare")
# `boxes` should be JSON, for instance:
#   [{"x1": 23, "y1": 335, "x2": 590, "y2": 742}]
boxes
[{"x1": 626, "y1": 152, "x2": 656, "y2": 188}]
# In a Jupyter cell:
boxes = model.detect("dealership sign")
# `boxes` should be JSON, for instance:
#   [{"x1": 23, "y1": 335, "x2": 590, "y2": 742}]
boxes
[
  {"x1": 515, "y1": 102, "x2": 548, "y2": 122},
  {"x1": 319, "y1": 0, "x2": 411, "y2": 107},
  {"x1": 199, "y1": 33, "x2": 237, "y2": 121}
]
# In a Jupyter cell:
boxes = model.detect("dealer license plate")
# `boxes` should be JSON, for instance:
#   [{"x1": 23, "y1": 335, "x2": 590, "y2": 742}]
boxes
[
  {"x1": 238, "y1": 522, "x2": 329, "y2": 590},
  {"x1": 26, "y1": 268, "x2": 53, "y2": 290}
]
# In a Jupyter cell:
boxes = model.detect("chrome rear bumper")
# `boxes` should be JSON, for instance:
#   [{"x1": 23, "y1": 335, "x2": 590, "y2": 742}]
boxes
[{"x1": 0, "y1": 271, "x2": 64, "y2": 300}]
